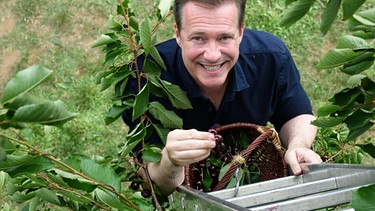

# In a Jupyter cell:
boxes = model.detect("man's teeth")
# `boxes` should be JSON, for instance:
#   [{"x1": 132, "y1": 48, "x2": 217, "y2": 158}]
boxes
[{"x1": 204, "y1": 65, "x2": 221, "y2": 71}]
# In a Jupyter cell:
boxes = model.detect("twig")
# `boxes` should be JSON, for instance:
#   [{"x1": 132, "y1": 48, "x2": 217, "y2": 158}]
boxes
[
  {"x1": 143, "y1": 163, "x2": 163, "y2": 211},
  {"x1": 0, "y1": 130, "x2": 142, "y2": 211},
  {"x1": 37, "y1": 173, "x2": 110, "y2": 211}
]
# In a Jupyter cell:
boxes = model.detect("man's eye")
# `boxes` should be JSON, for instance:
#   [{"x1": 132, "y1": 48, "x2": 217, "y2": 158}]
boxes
[
  {"x1": 193, "y1": 37, "x2": 203, "y2": 41},
  {"x1": 221, "y1": 36, "x2": 232, "y2": 41}
]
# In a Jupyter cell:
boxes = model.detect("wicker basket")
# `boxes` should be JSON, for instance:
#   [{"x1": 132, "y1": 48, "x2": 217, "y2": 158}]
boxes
[{"x1": 184, "y1": 122, "x2": 288, "y2": 192}]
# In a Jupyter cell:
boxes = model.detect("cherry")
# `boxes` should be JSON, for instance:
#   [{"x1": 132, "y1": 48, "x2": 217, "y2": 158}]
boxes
[
  {"x1": 141, "y1": 189, "x2": 152, "y2": 198},
  {"x1": 130, "y1": 181, "x2": 140, "y2": 190}
]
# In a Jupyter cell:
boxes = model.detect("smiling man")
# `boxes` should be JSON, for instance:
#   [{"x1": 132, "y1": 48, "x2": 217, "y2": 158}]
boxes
[{"x1": 122, "y1": 0, "x2": 322, "y2": 195}]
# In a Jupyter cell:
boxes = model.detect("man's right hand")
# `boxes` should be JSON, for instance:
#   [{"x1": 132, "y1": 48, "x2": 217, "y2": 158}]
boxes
[
  {"x1": 164, "y1": 129, "x2": 216, "y2": 167},
  {"x1": 146, "y1": 129, "x2": 216, "y2": 195}
]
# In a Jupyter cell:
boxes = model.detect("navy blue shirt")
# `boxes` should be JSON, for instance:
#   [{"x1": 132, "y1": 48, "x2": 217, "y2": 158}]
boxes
[{"x1": 123, "y1": 28, "x2": 313, "y2": 145}]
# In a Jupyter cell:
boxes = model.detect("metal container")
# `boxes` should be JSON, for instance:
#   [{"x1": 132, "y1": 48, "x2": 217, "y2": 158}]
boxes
[{"x1": 169, "y1": 164, "x2": 375, "y2": 210}]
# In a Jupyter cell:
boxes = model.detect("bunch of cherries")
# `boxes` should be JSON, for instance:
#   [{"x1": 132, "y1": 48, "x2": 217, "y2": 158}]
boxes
[
  {"x1": 130, "y1": 178, "x2": 151, "y2": 198},
  {"x1": 190, "y1": 129, "x2": 235, "y2": 191}
]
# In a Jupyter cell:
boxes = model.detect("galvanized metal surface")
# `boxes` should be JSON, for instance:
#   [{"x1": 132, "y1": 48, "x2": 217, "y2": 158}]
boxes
[{"x1": 169, "y1": 164, "x2": 375, "y2": 211}]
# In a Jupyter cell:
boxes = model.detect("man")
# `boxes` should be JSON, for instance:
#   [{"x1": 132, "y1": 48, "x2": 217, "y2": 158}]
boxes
[{"x1": 123, "y1": 0, "x2": 322, "y2": 195}]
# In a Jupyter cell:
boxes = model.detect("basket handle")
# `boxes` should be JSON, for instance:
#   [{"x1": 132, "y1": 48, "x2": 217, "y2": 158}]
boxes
[{"x1": 212, "y1": 129, "x2": 275, "y2": 191}]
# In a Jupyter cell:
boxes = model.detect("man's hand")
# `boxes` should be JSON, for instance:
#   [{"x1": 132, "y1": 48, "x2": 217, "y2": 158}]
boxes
[
  {"x1": 147, "y1": 129, "x2": 216, "y2": 195},
  {"x1": 279, "y1": 114, "x2": 322, "y2": 176},
  {"x1": 284, "y1": 147, "x2": 322, "y2": 175},
  {"x1": 164, "y1": 129, "x2": 216, "y2": 166}
]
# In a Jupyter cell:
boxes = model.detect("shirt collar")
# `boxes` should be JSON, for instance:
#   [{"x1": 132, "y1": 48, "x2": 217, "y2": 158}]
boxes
[{"x1": 224, "y1": 62, "x2": 250, "y2": 102}]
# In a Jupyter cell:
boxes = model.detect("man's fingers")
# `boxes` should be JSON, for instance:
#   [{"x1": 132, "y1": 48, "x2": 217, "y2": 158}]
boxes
[
  {"x1": 289, "y1": 161, "x2": 302, "y2": 176},
  {"x1": 168, "y1": 129, "x2": 215, "y2": 141},
  {"x1": 171, "y1": 149, "x2": 212, "y2": 165},
  {"x1": 285, "y1": 147, "x2": 323, "y2": 176}
]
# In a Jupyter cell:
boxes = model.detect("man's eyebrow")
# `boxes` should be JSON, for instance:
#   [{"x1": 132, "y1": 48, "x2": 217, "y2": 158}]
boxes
[
  {"x1": 189, "y1": 31, "x2": 206, "y2": 36},
  {"x1": 221, "y1": 32, "x2": 235, "y2": 37},
  {"x1": 188, "y1": 31, "x2": 235, "y2": 37}
]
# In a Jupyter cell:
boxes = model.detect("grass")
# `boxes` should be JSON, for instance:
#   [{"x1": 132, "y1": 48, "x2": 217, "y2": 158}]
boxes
[
  {"x1": 0, "y1": 0, "x2": 374, "y2": 209},
  {"x1": 1, "y1": 0, "x2": 128, "y2": 158}
]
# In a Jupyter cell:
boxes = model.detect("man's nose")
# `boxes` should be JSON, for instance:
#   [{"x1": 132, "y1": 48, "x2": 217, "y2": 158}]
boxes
[{"x1": 204, "y1": 41, "x2": 221, "y2": 62}]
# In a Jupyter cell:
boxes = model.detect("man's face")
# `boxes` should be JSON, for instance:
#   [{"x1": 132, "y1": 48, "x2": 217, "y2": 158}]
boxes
[{"x1": 175, "y1": 1, "x2": 244, "y2": 92}]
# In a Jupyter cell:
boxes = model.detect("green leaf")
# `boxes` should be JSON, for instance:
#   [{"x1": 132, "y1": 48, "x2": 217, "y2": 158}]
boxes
[
  {"x1": 45, "y1": 172, "x2": 69, "y2": 188},
  {"x1": 330, "y1": 87, "x2": 361, "y2": 107},
  {"x1": 0, "y1": 171, "x2": 8, "y2": 189},
  {"x1": 361, "y1": 77, "x2": 375, "y2": 101},
  {"x1": 320, "y1": 0, "x2": 341, "y2": 34},
  {"x1": 350, "y1": 184, "x2": 375, "y2": 210},
  {"x1": 100, "y1": 73, "x2": 115, "y2": 92},
  {"x1": 0, "y1": 136, "x2": 16, "y2": 154},
  {"x1": 357, "y1": 8, "x2": 375, "y2": 23},
  {"x1": 160, "y1": 79, "x2": 193, "y2": 109},
  {"x1": 0, "y1": 147, "x2": 6, "y2": 162},
  {"x1": 312, "y1": 116, "x2": 346, "y2": 128},
  {"x1": 342, "y1": 0, "x2": 366, "y2": 20},
  {"x1": 219, "y1": 163, "x2": 231, "y2": 181},
  {"x1": 226, "y1": 168, "x2": 243, "y2": 189},
  {"x1": 121, "y1": 123, "x2": 147, "y2": 156},
  {"x1": 95, "y1": 188, "x2": 128, "y2": 210},
  {"x1": 140, "y1": 17, "x2": 152, "y2": 55},
  {"x1": 202, "y1": 168, "x2": 212, "y2": 192},
  {"x1": 2, "y1": 155, "x2": 54, "y2": 177},
  {"x1": 149, "y1": 46, "x2": 166, "y2": 71},
  {"x1": 11, "y1": 100, "x2": 78, "y2": 126},
  {"x1": 353, "y1": 14, "x2": 375, "y2": 27},
  {"x1": 149, "y1": 101, "x2": 183, "y2": 129},
  {"x1": 280, "y1": 0, "x2": 315, "y2": 28},
  {"x1": 152, "y1": 123, "x2": 170, "y2": 145},
  {"x1": 158, "y1": 0, "x2": 172, "y2": 20},
  {"x1": 107, "y1": 105, "x2": 128, "y2": 119},
  {"x1": 316, "y1": 49, "x2": 364, "y2": 69},
  {"x1": 142, "y1": 146, "x2": 162, "y2": 162},
  {"x1": 79, "y1": 156, "x2": 121, "y2": 191},
  {"x1": 342, "y1": 56, "x2": 375, "y2": 75},
  {"x1": 106, "y1": 15, "x2": 123, "y2": 31},
  {"x1": 59, "y1": 190, "x2": 90, "y2": 204},
  {"x1": 0, "y1": 153, "x2": 34, "y2": 171},
  {"x1": 347, "y1": 74, "x2": 367, "y2": 87},
  {"x1": 316, "y1": 105, "x2": 341, "y2": 116},
  {"x1": 92, "y1": 34, "x2": 115, "y2": 48},
  {"x1": 64, "y1": 177, "x2": 98, "y2": 192},
  {"x1": 344, "y1": 109, "x2": 374, "y2": 132},
  {"x1": 356, "y1": 143, "x2": 375, "y2": 159},
  {"x1": 1, "y1": 65, "x2": 52, "y2": 104},
  {"x1": 143, "y1": 59, "x2": 162, "y2": 76},
  {"x1": 36, "y1": 188, "x2": 61, "y2": 205},
  {"x1": 11, "y1": 191, "x2": 36, "y2": 203},
  {"x1": 337, "y1": 35, "x2": 370, "y2": 49},
  {"x1": 346, "y1": 122, "x2": 373, "y2": 141},
  {"x1": 52, "y1": 169, "x2": 93, "y2": 186},
  {"x1": 132, "y1": 83, "x2": 150, "y2": 121},
  {"x1": 3, "y1": 93, "x2": 48, "y2": 111}
]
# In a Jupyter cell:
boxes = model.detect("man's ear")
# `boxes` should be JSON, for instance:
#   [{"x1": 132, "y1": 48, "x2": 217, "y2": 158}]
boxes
[
  {"x1": 174, "y1": 23, "x2": 181, "y2": 46},
  {"x1": 238, "y1": 24, "x2": 245, "y2": 43}
]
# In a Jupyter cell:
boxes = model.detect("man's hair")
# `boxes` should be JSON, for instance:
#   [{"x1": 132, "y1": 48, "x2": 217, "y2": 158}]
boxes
[{"x1": 173, "y1": 0, "x2": 246, "y2": 31}]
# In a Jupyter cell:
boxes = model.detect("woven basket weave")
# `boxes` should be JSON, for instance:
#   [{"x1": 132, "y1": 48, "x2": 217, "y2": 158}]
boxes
[{"x1": 184, "y1": 122, "x2": 288, "y2": 192}]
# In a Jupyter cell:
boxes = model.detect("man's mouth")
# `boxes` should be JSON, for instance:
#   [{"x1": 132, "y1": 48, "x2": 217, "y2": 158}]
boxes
[{"x1": 202, "y1": 64, "x2": 223, "y2": 71}]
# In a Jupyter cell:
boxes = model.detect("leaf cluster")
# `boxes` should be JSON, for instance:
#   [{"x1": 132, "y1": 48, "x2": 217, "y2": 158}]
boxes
[
  {"x1": 281, "y1": 0, "x2": 375, "y2": 208},
  {"x1": 0, "y1": 65, "x2": 156, "y2": 210},
  {"x1": 92, "y1": 0, "x2": 191, "y2": 164},
  {"x1": 0, "y1": 1, "x2": 181, "y2": 210}
]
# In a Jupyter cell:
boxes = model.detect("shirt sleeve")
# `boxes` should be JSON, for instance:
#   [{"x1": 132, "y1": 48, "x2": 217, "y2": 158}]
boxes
[{"x1": 270, "y1": 47, "x2": 313, "y2": 131}]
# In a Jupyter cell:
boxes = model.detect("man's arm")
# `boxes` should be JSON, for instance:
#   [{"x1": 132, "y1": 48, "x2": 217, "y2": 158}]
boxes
[{"x1": 279, "y1": 114, "x2": 322, "y2": 175}]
